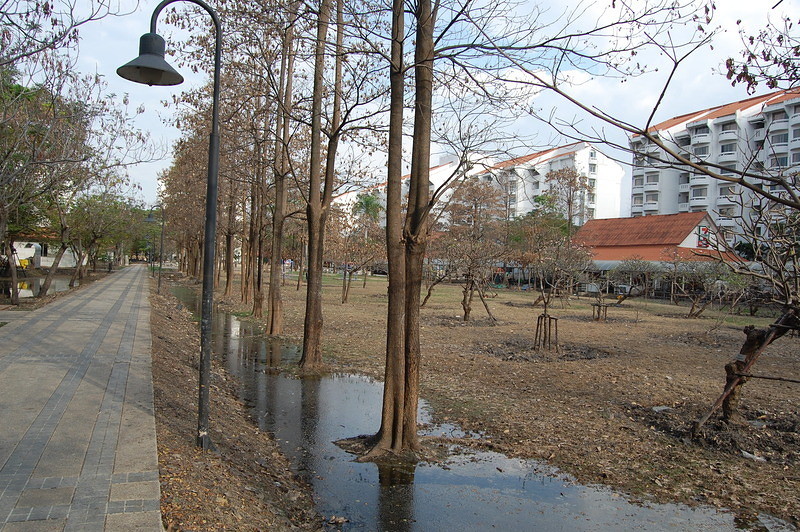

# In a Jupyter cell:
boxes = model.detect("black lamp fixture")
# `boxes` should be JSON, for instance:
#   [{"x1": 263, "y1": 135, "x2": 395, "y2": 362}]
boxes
[
  {"x1": 118, "y1": 0, "x2": 221, "y2": 451},
  {"x1": 117, "y1": 33, "x2": 183, "y2": 86}
]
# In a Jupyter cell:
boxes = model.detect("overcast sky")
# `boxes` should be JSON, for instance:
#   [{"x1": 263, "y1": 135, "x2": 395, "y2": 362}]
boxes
[{"x1": 76, "y1": 0, "x2": 796, "y2": 209}]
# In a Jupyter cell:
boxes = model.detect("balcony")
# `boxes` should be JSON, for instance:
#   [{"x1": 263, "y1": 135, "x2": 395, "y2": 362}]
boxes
[
  {"x1": 771, "y1": 118, "x2": 789, "y2": 130},
  {"x1": 717, "y1": 195, "x2": 736, "y2": 206},
  {"x1": 632, "y1": 166, "x2": 645, "y2": 176},
  {"x1": 643, "y1": 202, "x2": 659, "y2": 212},
  {"x1": 718, "y1": 151, "x2": 738, "y2": 163},
  {"x1": 689, "y1": 196, "x2": 709, "y2": 207},
  {"x1": 644, "y1": 182, "x2": 660, "y2": 191},
  {"x1": 717, "y1": 217, "x2": 737, "y2": 228},
  {"x1": 753, "y1": 128, "x2": 766, "y2": 141},
  {"x1": 631, "y1": 204, "x2": 643, "y2": 214},
  {"x1": 632, "y1": 184, "x2": 644, "y2": 194},
  {"x1": 679, "y1": 183, "x2": 690, "y2": 192},
  {"x1": 692, "y1": 132, "x2": 710, "y2": 144},
  {"x1": 691, "y1": 175, "x2": 709, "y2": 185},
  {"x1": 718, "y1": 130, "x2": 737, "y2": 141},
  {"x1": 678, "y1": 202, "x2": 689, "y2": 212}
]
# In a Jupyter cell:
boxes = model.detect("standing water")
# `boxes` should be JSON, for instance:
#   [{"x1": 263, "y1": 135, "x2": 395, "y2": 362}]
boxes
[{"x1": 174, "y1": 287, "x2": 792, "y2": 531}]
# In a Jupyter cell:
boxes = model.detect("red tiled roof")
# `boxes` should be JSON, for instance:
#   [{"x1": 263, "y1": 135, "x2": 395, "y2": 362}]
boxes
[
  {"x1": 636, "y1": 89, "x2": 800, "y2": 135},
  {"x1": 484, "y1": 142, "x2": 583, "y2": 172},
  {"x1": 573, "y1": 212, "x2": 710, "y2": 247}
]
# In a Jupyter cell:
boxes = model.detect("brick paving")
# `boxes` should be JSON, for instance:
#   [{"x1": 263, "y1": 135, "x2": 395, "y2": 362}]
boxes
[{"x1": 0, "y1": 265, "x2": 162, "y2": 531}]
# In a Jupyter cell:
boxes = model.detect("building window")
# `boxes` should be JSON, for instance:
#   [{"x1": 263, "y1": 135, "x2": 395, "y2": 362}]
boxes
[
  {"x1": 771, "y1": 156, "x2": 788, "y2": 168},
  {"x1": 589, "y1": 150, "x2": 596, "y2": 159},
  {"x1": 720, "y1": 143, "x2": 736, "y2": 153},
  {"x1": 588, "y1": 178, "x2": 596, "y2": 189},
  {"x1": 587, "y1": 193, "x2": 596, "y2": 203},
  {"x1": 692, "y1": 187, "x2": 707, "y2": 198},
  {"x1": 645, "y1": 193, "x2": 658, "y2": 203},
  {"x1": 793, "y1": 152, "x2": 800, "y2": 163},
  {"x1": 794, "y1": 104, "x2": 800, "y2": 114},
  {"x1": 632, "y1": 195, "x2": 643, "y2": 206},
  {"x1": 793, "y1": 128, "x2": 800, "y2": 139},
  {"x1": 719, "y1": 185, "x2": 735, "y2": 196},
  {"x1": 693, "y1": 125, "x2": 710, "y2": 135},
  {"x1": 771, "y1": 133, "x2": 789, "y2": 144},
  {"x1": 721, "y1": 122, "x2": 737, "y2": 131},
  {"x1": 677, "y1": 136, "x2": 691, "y2": 147},
  {"x1": 586, "y1": 208, "x2": 595, "y2": 219},
  {"x1": 694, "y1": 145, "x2": 709, "y2": 156},
  {"x1": 633, "y1": 177, "x2": 643, "y2": 187},
  {"x1": 588, "y1": 163, "x2": 597, "y2": 173},
  {"x1": 718, "y1": 206, "x2": 735, "y2": 217},
  {"x1": 720, "y1": 165, "x2": 736, "y2": 175},
  {"x1": 678, "y1": 172, "x2": 690, "y2": 184},
  {"x1": 773, "y1": 110, "x2": 787, "y2": 121}
]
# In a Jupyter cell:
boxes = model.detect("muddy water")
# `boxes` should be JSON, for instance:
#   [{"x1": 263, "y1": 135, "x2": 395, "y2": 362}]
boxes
[{"x1": 174, "y1": 287, "x2": 792, "y2": 531}]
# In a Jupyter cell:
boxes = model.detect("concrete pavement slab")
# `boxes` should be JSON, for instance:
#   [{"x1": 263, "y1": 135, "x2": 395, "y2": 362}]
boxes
[{"x1": 0, "y1": 266, "x2": 162, "y2": 531}]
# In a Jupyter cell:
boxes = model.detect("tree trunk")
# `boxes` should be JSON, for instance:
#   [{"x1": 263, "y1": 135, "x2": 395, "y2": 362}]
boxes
[
  {"x1": 366, "y1": 0, "x2": 407, "y2": 457},
  {"x1": 461, "y1": 279, "x2": 473, "y2": 322},
  {"x1": 300, "y1": 0, "x2": 334, "y2": 370},
  {"x1": 400, "y1": 0, "x2": 436, "y2": 453},
  {"x1": 38, "y1": 242, "x2": 68, "y2": 298},
  {"x1": 224, "y1": 230, "x2": 234, "y2": 298},
  {"x1": 268, "y1": 3, "x2": 297, "y2": 335},
  {"x1": 4, "y1": 239, "x2": 20, "y2": 305}
]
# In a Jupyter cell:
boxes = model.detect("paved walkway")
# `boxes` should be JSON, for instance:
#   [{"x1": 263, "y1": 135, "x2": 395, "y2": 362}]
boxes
[{"x1": 0, "y1": 265, "x2": 162, "y2": 531}]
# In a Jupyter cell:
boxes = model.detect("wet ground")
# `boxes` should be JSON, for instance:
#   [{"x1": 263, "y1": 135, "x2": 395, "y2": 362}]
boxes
[{"x1": 174, "y1": 286, "x2": 794, "y2": 531}]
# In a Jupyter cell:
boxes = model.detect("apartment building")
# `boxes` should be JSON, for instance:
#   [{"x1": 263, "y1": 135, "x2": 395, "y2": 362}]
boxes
[
  {"x1": 629, "y1": 89, "x2": 800, "y2": 240},
  {"x1": 334, "y1": 142, "x2": 623, "y2": 228},
  {"x1": 476, "y1": 141, "x2": 624, "y2": 224}
]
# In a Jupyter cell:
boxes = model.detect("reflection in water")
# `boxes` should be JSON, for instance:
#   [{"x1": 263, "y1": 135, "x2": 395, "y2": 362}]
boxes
[
  {"x1": 172, "y1": 287, "x2": 793, "y2": 531},
  {"x1": 0, "y1": 277, "x2": 76, "y2": 298},
  {"x1": 377, "y1": 463, "x2": 415, "y2": 532}
]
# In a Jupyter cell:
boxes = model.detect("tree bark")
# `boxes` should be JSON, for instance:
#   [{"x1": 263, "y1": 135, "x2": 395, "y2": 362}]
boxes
[
  {"x1": 366, "y1": 0, "x2": 407, "y2": 457},
  {"x1": 267, "y1": 3, "x2": 298, "y2": 335},
  {"x1": 300, "y1": 0, "x2": 334, "y2": 370},
  {"x1": 400, "y1": 0, "x2": 436, "y2": 453}
]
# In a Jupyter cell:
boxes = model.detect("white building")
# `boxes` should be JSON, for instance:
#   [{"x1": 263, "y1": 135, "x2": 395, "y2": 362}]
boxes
[
  {"x1": 333, "y1": 142, "x2": 623, "y2": 228},
  {"x1": 629, "y1": 89, "x2": 800, "y2": 240},
  {"x1": 475, "y1": 142, "x2": 624, "y2": 224}
]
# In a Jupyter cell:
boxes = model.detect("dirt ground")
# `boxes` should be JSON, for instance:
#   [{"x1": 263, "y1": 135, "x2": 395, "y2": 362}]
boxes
[
  {"x1": 200, "y1": 270, "x2": 799, "y2": 528},
  {"x1": 7, "y1": 267, "x2": 797, "y2": 528}
]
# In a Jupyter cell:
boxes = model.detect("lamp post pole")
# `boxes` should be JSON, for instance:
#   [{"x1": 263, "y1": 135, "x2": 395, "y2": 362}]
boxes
[{"x1": 118, "y1": 0, "x2": 221, "y2": 450}]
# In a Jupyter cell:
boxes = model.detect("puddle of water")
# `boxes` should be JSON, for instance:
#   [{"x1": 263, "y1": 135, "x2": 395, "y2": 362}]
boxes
[
  {"x1": 0, "y1": 277, "x2": 77, "y2": 298},
  {"x1": 172, "y1": 287, "x2": 793, "y2": 531}
]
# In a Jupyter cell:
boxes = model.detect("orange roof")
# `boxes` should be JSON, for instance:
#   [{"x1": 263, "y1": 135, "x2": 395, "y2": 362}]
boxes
[
  {"x1": 573, "y1": 212, "x2": 709, "y2": 247},
  {"x1": 637, "y1": 89, "x2": 800, "y2": 135},
  {"x1": 484, "y1": 142, "x2": 583, "y2": 172}
]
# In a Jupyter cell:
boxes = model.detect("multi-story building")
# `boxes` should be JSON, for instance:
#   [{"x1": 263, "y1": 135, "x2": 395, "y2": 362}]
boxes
[
  {"x1": 629, "y1": 89, "x2": 800, "y2": 240},
  {"x1": 475, "y1": 142, "x2": 624, "y2": 224},
  {"x1": 334, "y1": 142, "x2": 623, "y2": 228}
]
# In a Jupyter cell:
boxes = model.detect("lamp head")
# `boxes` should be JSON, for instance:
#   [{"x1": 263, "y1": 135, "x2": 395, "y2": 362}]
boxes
[{"x1": 117, "y1": 33, "x2": 184, "y2": 86}]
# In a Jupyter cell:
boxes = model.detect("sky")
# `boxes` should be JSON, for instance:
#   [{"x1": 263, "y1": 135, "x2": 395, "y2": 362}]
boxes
[{"x1": 75, "y1": 0, "x2": 797, "y2": 210}]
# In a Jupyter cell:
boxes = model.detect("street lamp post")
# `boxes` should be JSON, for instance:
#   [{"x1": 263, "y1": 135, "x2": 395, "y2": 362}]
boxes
[{"x1": 118, "y1": 0, "x2": 221, "y2": 450}]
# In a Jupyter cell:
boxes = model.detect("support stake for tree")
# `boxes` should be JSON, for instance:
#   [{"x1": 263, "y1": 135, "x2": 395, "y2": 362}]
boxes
[{"x1": 534, "y1": 314, "x2": 559, "y2": 352}]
